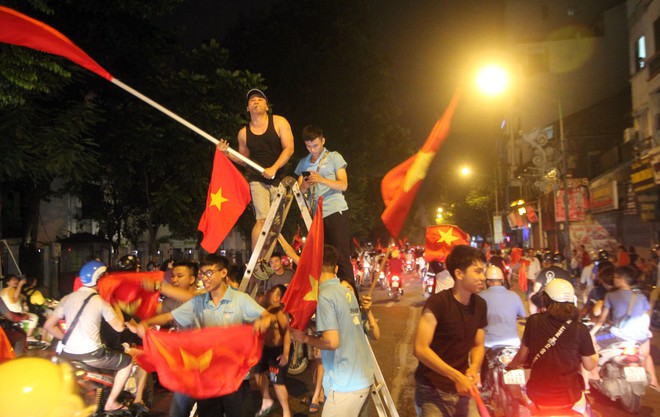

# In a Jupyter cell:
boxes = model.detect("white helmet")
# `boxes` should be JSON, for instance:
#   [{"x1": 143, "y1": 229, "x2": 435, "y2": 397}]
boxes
[
  {"x1": 544, "y1": 278, "x2": 575, "y2": 303},
  {"x1": 485, "y1": 265, "x2": 504, "y2": 280}
]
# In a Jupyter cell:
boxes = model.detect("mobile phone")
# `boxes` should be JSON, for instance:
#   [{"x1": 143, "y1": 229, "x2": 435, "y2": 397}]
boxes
[{"x1": 302, "y1": 171, "x2": 311, "y2": 179}]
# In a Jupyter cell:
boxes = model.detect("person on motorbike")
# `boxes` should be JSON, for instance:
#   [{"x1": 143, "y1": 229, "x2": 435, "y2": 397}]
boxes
[
  {"x1": 480, "y1": 265, "x2": 526, "y2": 349},
  {"x1": 1, "y1": 275, "x2": 39, "y2": 342},
  {"x1": 44, "y1": 260, "x2": 133, "y2": 415},
  {"x1": 528, "y1": 252, "x2": 571, "y2": 314},
  {"x1": 507, "y1": 278, "x2": 597, "y2": 415},
  {"x1": 589, "y1": 265, "x2": 659, "y2": 390}
]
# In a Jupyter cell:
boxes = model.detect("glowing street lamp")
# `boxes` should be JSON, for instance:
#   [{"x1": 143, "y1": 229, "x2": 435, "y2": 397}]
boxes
[
  {"x1": 476, "y1": 64, "x2": 509, "y2": 97},
  {"x1": 460, "y1": 166, "x2": 472, "y2": 177}
]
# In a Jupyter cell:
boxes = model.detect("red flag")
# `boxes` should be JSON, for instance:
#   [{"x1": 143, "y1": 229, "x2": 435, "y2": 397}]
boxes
[
  {"x1": 282, "y1": 197, "x2": 324, "y2": 331},
  {"x1": 0, "y1": 328, "x2": 15, "y2": 361},
  {"x1": 381, "y1": 91, "x2": 460, "y2": 238},
  {"x1": 352, "y1": 237, "x2": 362, "y2": 251},
  {"x1": 137, "y1": 325, "x2": 262, "y2": 399},
  {"x1": 198, "y1": 149, "x2": 251, "y2": 253},
  {"x1": 376, "y1": 239, "x2": 382, "y2": 252},
  {"x1": 292, "y1": 225, "x2": 303, "y2": 251},
  {"x1": 510, "y1": 247, "x2": 523, "y2": 265},
  {"x1": 97, "y1": 271, "x2": 164, "y2": 320},
  {"x1": 0, "y1": 6, "x2": 112, "y2": 80},
  {"x1": 424, "y1": 224, "x2": 469, "y2": 262}
]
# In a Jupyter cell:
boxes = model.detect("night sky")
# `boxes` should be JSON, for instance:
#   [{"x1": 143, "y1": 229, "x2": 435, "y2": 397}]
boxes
[{"x1": 163, "y1": 0, "x2": 507, "y2": 169}]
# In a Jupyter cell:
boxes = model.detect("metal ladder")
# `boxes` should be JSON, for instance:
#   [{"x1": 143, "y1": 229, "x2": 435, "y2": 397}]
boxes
[{"x1": 236, "y1": 176, "x2": 399, "y2": 417}]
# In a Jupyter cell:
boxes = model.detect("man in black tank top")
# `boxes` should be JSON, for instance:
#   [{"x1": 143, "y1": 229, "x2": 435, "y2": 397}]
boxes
[{"x1": 218, "y1": 89, "x2": 294, "y2": 251}]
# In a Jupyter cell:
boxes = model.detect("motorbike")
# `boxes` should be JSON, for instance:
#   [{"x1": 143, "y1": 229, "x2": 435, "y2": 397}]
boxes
[
  {"x1": 377, "y1": 271, "x2": 387, "y2": 290},
  {"x1": 387, "y1": 275, "x2": 403, "y2": 301},
  {"x1": 287, "y1": 339, "x2": 309, "y2": 375},
  {"x1": 423, "y1": 273, "x2": 434, "y2": 300},
  {"x1": 482, "y1": 345, "x2": 529, "y2": 417},
  {"x1": 591, "y1": 330, "x2": 649, "y2": 413}
]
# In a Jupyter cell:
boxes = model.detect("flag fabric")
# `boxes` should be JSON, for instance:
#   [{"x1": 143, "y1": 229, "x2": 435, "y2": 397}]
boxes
[
  {"x1": 292, "y1": 225, "x2": 303, "y2": 251},
  {"x1": 352, "y1": 237, "x2": 362, "y2": 251},
  {"x1": 0, "y1": 6, "x2": 112, "y2": 80},
  {"x1": 0, "y1": 328, "x2": 15, "y2": 360},
  {"x1": 282, "y1": 197, "x2": 324, "y2": 331},
  {"x1": 97, "y1": 271, "x2": 164, "y2": 320},
  {"x1": 381, "y1": 91, "x2": 461, "y2": 238},
  {"x1": 137, "y1": 325, "x2": 263, "y2": 399},
  {"x1": 198, "y1": 149, "x2": 251, "y2": 253},
  {"x1": 424, "y1": 224, "x2": 470, "y2": 262},
  {"x1": 510, "y1": 247, "x2": 523, "y2": 265}
]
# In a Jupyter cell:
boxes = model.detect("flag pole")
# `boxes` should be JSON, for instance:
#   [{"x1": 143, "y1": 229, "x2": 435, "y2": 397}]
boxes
[
  {"x1": 368, "y1": 239, "x2": 394, "y2": 298},
  {"x1": 110, "y1": 78, "x2": 265, "y2": 174}
]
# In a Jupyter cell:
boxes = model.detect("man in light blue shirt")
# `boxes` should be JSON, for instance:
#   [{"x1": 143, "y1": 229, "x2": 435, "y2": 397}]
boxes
[
  {"x1": 139, "y1": 254, "x2": 274, "y2": 417},
  {"x1": 292, "y1": 245, "x2": 374, "y2": 417},
  {"x1": 480, "y1": 265, "x2": 526, "y2": 348},
  {"x1": 295, "y1": 125, "x2": 354, "y2": 282}
]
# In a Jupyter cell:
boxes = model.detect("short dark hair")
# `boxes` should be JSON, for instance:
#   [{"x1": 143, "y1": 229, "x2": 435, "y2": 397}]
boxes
[
  {"x1": 322, "y1": 245, "x2": 338, "y2": 272},
  {"x1": 302, "y1": 125, "x2": 324, "y2": 142},
  {"x1": 226, "y1": 265, "x2": 243, "y2": 284},
  {"x1": 597, "y1": 265, "x2": 614, "y2": 286},
  {"x1": 200, "y1": 254, "x2": 230, "y2": 271},
  {"x1": 445, "y1": 245, "x2": 486, "y2": 280},
  {"x1": 614, "y1": 265, "x2": 638, "y2": 286},
  {"x1": 172, "y1": 260, "x2": 198, "y2": 277},
  {"x1": 270, "y1": 251, "x2": 283, "y2": 260}
]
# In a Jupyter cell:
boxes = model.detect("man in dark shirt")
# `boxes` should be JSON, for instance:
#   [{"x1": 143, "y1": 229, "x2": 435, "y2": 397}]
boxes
[
  {"x1": 218, "y1": 89, "x2": 294, "y2": 251},
  {"x1": 413, "y1": 245, "x2": 488, "y2": 417}
]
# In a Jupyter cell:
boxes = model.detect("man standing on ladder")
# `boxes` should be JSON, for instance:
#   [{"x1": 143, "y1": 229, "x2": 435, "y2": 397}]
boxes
[{"x1": 218, "y1": 88, "x2": 294, "y2": 251}]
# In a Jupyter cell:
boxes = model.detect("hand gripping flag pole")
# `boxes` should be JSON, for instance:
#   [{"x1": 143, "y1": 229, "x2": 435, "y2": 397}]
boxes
[{"x1": 0, "y1": 6, "x2": 264, "y2": 175}]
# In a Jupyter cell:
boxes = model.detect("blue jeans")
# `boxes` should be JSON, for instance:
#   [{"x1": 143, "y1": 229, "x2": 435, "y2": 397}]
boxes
[
  {"x1": 169, "y1": 391, "x2": 195, "y2": 417},
  {"x1": 414, "y1": 383, "x2": 478, "y2": 417}
]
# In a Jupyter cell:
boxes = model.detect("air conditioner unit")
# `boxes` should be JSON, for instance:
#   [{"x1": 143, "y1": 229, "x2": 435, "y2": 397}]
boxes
[{"x1": 623, "y1": 127, "x2": 637, "y2": 143}]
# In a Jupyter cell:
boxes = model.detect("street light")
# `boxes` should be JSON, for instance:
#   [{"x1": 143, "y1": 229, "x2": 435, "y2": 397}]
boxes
[
  {"x1": 476, "y1": 65, "x2": 509, "y2": 97},
  {"x1": 460, "y1": 166, "x2": 472, "y2": 177}
]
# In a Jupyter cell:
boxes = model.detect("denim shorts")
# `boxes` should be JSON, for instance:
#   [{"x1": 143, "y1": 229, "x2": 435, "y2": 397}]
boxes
[{"x1": 414, "y1": 383, "x2": 478, "y2": 417}]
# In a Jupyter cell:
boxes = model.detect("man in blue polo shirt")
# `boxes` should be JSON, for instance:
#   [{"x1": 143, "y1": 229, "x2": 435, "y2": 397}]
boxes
[
  {"x1": 139, "y1": 254, "x2": 274, "y2": 417},
  {"x1": 480, "y1": 265, "x2": 526, "y2": 348},
  {"x1": 292, "y1": 245, "x2": 374, "y2": 417}
]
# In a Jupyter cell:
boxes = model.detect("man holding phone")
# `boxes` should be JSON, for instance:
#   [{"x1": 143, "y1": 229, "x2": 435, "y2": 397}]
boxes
[{"x1": 295, "y1": 125, "x2": 354, "y2": 282}]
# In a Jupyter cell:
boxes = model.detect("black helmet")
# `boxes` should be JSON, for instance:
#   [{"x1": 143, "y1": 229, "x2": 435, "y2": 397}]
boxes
[
  {"x1": 542, "y1": 252, "x2": 553, "y2": 263},
  {"x1": 597, "y1": 249, "x2": 609, "y2": 262},
  {"x1": 552, "y1": 252, "x2": 565, "y2": 264},
  {"x1": 118, "y1": 254, "x2": 140, "y2": 271}
]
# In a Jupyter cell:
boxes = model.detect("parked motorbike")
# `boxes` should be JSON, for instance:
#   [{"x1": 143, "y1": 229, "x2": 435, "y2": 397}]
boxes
[
  {"x1": 288, "y1": 338, "x2": 310, "y2": 375},
  {"x1": 482, "y1": 345, "x2": 529, "y2": 417},
  {"x1": 591, "y1": 330, "x2": 649, "y2": 413},
  {"x1": 387, "y1": 275, "x2": 403, "y2": 301}
]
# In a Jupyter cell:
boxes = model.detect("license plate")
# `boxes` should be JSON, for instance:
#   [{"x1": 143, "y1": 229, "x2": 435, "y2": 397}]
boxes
[
  {"x1": 503, "y1": 369, "x2": 526, "y2": 385},
  {"x1": 624, "y1": 366, "x2": 647, "y2": 383}
]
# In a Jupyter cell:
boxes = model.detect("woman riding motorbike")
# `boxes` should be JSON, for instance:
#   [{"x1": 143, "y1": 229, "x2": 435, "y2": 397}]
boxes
[{"x1": 507, "y1": 278, "x2": 598, "y2": 415}]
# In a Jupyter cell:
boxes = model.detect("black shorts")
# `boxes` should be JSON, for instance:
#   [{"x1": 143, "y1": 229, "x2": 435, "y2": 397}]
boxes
[
  {"x1": 61, "y1": 347, "x2": 132, "y2": 371},
  {"x1": 252, "y1": 345, "x2": 289, "y2": 385}
]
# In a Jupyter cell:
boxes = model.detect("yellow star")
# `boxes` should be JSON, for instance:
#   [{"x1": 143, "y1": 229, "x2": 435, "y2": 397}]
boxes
[
  {"x1": 303, "y1": 274, "x2": 319, "y2": 302},
  {"x1": 210, "y1": 188, "x2": 229, "y2": 211},
  {"x1": 180, "y1": 348, "x2": 213, "y2": 372},
  {"x1": 403, "y1": 151, "x2": 435, "y2": 192},
  {"x1": 436, "y1": 227, "x2": 459, "y2": 245}
]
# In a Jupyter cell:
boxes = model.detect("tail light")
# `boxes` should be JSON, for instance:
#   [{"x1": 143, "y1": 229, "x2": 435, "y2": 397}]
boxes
[
  {"x1": 622, "y1": 345, "x2": 639, "y2": 356},
  {"x1": 391, "y1": 276, "x2": 400, "y2": 282}
]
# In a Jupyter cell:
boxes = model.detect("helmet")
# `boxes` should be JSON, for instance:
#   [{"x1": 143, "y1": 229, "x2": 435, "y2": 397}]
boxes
[
  {"x1": 544, "y1": 278, "x2": 575, "y2": 303},
  {"x1": 79, "y1": 261, "x2": 106, "y2": 287},
  {"x1": 542, "y1": 252, "x2": 553, "y2": 263},
  {"x1": 552, "y1": 252, "x2": 564, "y2": 264},
  {"x1": 597, "y1": 249, "x2": 609, "y2": 262},
  {"x1": 118, "y1": 255, "x2": 140, "y2": 271},
  {"x1": 485, "y1": 265, "x2": 504, "y2": 280},
  {"x1": 0, "y1": 357, "x2": 95, "y2": 417}
]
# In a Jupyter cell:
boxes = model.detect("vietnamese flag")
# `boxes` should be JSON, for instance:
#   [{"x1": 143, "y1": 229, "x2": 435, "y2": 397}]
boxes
[
  {"x1": 424, "y1": 224, "x2": 470, "y2": 262},
  {"x1": 0, "y1": 328, "x2": 15, "y2": 360},
  {"x1": 510, "y1": 247, "x2": 523, "y2": 265},
  {"x1": 198, "y1": 149, "x2": 251, "y2": 253},
  {"x1": 97, "y1": 271, "x2": 164, "y2": 320},
  {"x1": 137, "y1": 325, "x2": 262, "y2": 399},
  {"x1": 381, "y1": 91, "x2": 460, "y2": 238},
  {"x1": 0, "y1": 6, "x2": 112, "y2": 80},
  {"x1": 282, "y1": 197, "x2": 324, "y2": 331}
]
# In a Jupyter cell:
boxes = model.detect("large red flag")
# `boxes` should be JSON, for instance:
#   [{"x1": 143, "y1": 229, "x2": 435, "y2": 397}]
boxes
[
  {"x1": 137, "y1": 325, "x2": 262, "y2": 399},
  {"x1": 282, "y1": 197, "x2": 324, "y2": 331},
  {"x1": 198, "y1": 149, "x2": 251, "y2": 253},
  {"x1": 0, "y1": 6, "x2": 112, "y2": 80},
  {"x1": 381, "y1": 91, "x2": 461, "y2": 238},
  {"x1": 424, "y1": 224, "x2": 470, "y2": 262}
]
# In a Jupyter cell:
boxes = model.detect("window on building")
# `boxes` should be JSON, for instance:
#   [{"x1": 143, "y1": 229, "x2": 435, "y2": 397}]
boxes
[{"x1": 635, "y1": 36, "x2": 647, "y2": 70}]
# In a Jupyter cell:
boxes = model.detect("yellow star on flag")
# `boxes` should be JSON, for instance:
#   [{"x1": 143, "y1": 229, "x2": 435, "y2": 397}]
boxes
[
  {"x1": 436, "y1": 227, "x2": 459, "y2": 245},
  {"x1": 210, "y1": 188, "x2": 229, "y2": 211},
  {"x1": 180, "y1": 348, "x2": 213, "y2": 372},
  {"x1": 402, "y1": 151, "x2": 435, "y2": 192},
  {"x1": 303, "y1": 274, "x2": 319, "y2": 302}
]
